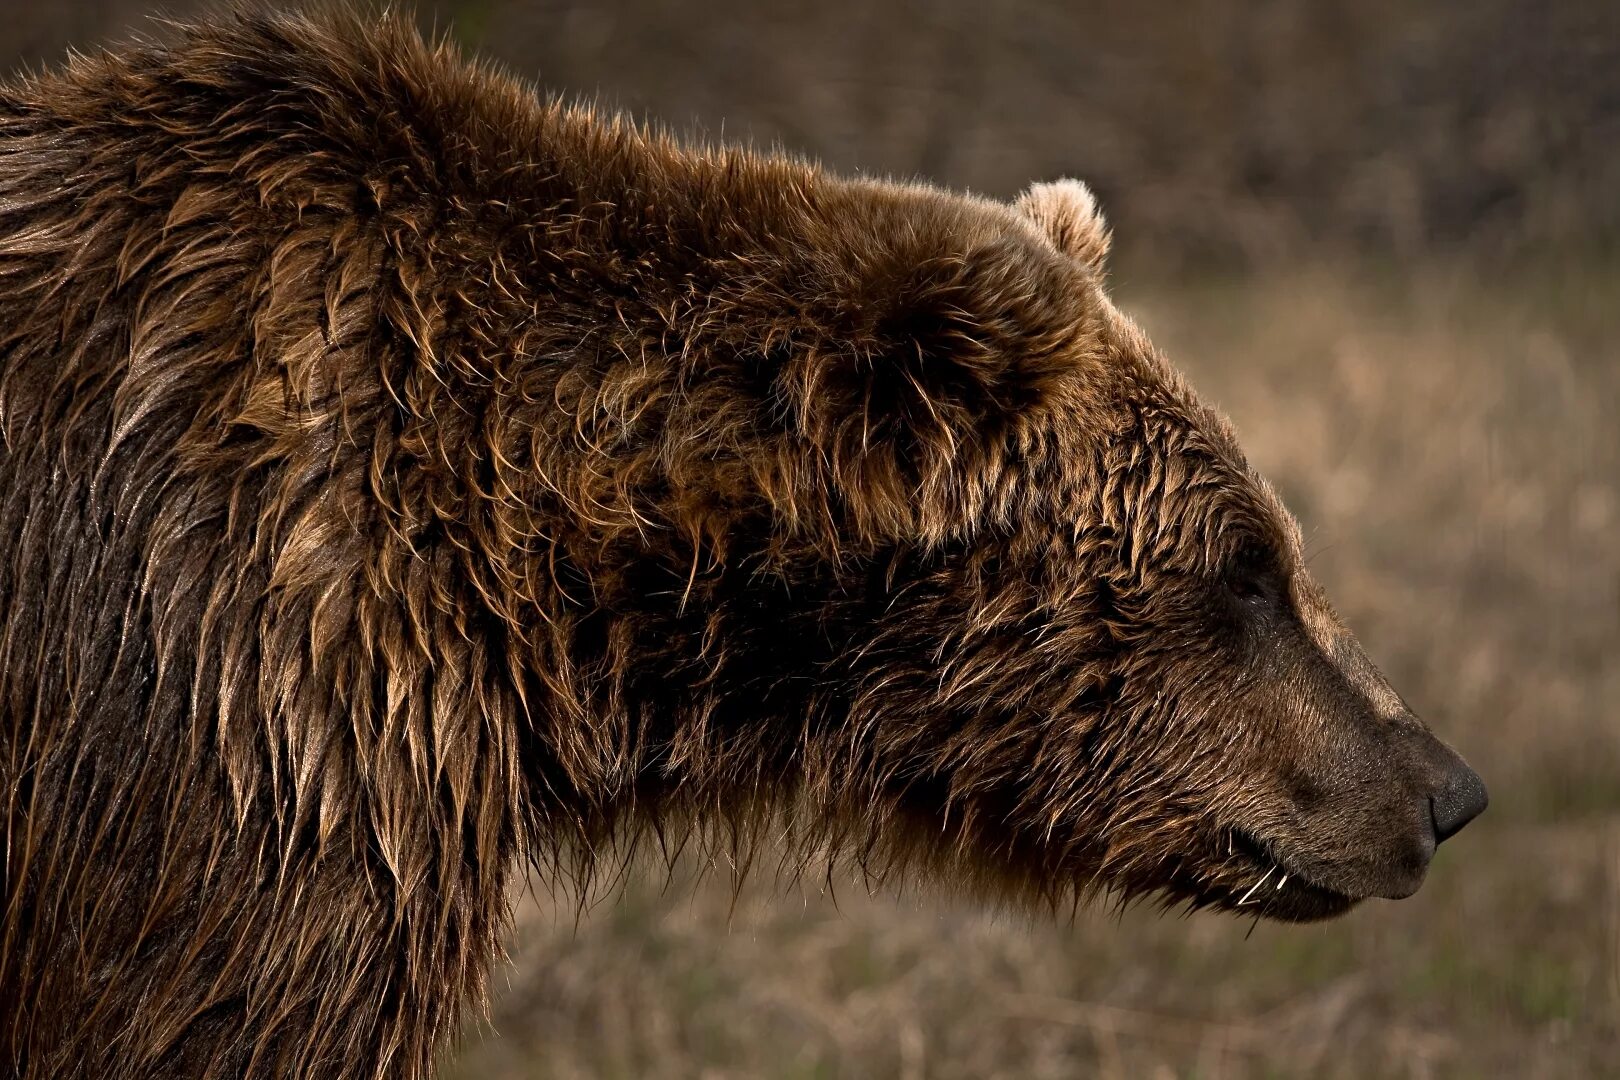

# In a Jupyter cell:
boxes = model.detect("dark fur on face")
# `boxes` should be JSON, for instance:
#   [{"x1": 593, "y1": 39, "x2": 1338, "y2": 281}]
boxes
[{"x1": 0, "y1": 9, "x2": 1484, "y2": 1078}]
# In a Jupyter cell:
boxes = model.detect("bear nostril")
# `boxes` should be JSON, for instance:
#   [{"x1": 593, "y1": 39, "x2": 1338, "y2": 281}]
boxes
[{"x1": 1430, "y1": 761, "x2": 1488, "y2": 843}]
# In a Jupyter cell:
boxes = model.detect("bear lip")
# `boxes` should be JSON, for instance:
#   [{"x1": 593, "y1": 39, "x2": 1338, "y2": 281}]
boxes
[{"x1": 1223, "y1": 827, "x2": 1359, "y2": 921}]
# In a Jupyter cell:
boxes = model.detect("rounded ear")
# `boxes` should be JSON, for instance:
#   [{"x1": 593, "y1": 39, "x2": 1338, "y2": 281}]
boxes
[
  {"x1": 769, "y1": 216, "x2": 1088, "y2": 541},
  {"x1": 787, "y1": 234, "x2": 1077, "y2": 451},
  {"x1": 1015, "y1": 179, "x2": 1111, "y2": 274}
]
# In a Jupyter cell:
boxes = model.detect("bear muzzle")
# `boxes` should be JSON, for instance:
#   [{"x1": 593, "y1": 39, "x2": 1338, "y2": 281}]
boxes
[{"x1": 1311, "y1": 726, "x2": 1488, "y2": 904}]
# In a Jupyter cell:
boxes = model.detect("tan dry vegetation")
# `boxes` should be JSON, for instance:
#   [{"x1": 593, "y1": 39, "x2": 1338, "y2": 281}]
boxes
[{"x1": 451, "y1": 264, "x2": 1620, "y2": 1079}]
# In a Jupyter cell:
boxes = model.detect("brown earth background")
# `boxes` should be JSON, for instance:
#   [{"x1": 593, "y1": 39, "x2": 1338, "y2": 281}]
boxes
[{"x1": 7, "y1": 3, "x2": 1619, "y2": 1076}]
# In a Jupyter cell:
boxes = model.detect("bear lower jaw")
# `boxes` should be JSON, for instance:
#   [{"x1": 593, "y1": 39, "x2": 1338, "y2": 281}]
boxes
[
  {"x1": 1236, "y1": 876, "x2": 1360, "y2": 923},
  {"x1": 1218, "y1": 828, "x2": 1362, "y2": 922}
]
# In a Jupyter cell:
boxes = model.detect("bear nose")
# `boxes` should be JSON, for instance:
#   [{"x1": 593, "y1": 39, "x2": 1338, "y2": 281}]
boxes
[{"x1": 1429, "y1": 758, "x2": 1488, "y2": 843}]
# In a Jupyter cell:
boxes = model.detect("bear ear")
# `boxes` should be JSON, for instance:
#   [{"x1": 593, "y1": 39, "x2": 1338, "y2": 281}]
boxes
[
  {"x1": 771, "y1": 221, "x2": 1086, "y2": 541},
  {"x1": 1015, "y1": 179, "x2": 1111, "y2": 274}
]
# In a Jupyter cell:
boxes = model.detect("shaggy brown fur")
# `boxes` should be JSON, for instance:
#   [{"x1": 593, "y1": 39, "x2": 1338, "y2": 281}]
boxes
[{"x1": 0, "y1": 8, "x2": 1484, "y2": 1078}]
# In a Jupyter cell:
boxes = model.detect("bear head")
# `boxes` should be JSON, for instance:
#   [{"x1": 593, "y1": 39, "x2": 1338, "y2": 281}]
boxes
[{"x1": 534, "y1": 172, "x2": 1486, "y2": 923}]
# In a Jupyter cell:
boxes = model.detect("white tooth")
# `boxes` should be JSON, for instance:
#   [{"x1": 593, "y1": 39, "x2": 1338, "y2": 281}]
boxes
[
  {"x1": 1276, "y1": 874, "x2": 1288, "y2": 891},
  {"x1": 1238, "y1": 866, "x2": 1276, "y2": 905}
]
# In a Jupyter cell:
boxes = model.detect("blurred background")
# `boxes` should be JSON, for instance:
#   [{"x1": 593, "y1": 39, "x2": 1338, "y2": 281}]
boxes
[{"x1": 9, "y1": 2, "x2": 1619, "y2": 1076}]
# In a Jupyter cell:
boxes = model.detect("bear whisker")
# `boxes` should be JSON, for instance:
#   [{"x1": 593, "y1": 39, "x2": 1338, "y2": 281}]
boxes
[{"x1": 1237, "y1": 866, "x2": 1277, "y2": 905}]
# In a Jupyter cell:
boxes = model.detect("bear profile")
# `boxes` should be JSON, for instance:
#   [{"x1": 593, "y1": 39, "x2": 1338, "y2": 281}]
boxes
[{"x1": 0, "y1": 9, "x2": 1484, "y2": 1078}]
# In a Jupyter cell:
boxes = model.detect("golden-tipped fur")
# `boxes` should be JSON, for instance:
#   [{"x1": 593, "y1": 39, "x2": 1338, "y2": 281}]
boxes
[
  {"x1": 1016, "y1": 178, "x2": 1112, "y2": 271},
  {"x1": 0, "y1": 7, "x2": 1482, "y2": 1078}
]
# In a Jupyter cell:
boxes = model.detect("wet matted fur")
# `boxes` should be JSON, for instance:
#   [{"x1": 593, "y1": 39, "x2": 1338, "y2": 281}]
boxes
[{"x1": 0, "y1": 8, "x2": 1483, "y2": 1078}]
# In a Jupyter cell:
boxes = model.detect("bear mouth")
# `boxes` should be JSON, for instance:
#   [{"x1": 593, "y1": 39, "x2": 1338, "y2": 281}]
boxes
[{"x1": 1219, "y1": 828, "x2": 1358, "y2": 922}]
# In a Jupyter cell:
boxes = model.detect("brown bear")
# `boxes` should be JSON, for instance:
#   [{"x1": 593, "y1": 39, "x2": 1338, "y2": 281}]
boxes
[{"x1": 0, "y1": 8, "x2": 1485, "y2": 1079}]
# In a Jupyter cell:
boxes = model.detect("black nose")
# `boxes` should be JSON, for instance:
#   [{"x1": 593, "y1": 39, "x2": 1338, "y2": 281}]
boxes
[{"x1": 1430, "y1": 759, "x2": 1488, "y2": 843}]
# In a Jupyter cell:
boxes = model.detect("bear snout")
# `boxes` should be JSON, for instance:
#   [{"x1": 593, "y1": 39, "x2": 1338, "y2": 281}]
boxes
[
  {"x1": 1323, "y1": 730, "x2": 1486, "y2": 901},
  {"x1": 1233, "y1": 713, "x2": 1487, "y2": 910}
]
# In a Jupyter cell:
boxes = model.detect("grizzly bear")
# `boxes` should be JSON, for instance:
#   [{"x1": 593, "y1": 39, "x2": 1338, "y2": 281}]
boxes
[{"x1": 0, "y1": 8, "x2": 1485, "y2": 1079}]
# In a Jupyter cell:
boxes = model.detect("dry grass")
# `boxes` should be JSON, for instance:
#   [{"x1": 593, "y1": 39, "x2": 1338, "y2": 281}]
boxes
[{"x1": 450, "y1": 262, "x2": 1620, "y2": 1079}]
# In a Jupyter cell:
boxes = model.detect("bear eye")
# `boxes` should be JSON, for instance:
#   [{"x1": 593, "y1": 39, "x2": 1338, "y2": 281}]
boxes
[
  {"x1": 1228, "y1": 572, "x2": 1266, "y2": 601},
  {"x1": 1224, "y1": 540, "x2": 1279, "y2": 604}
]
